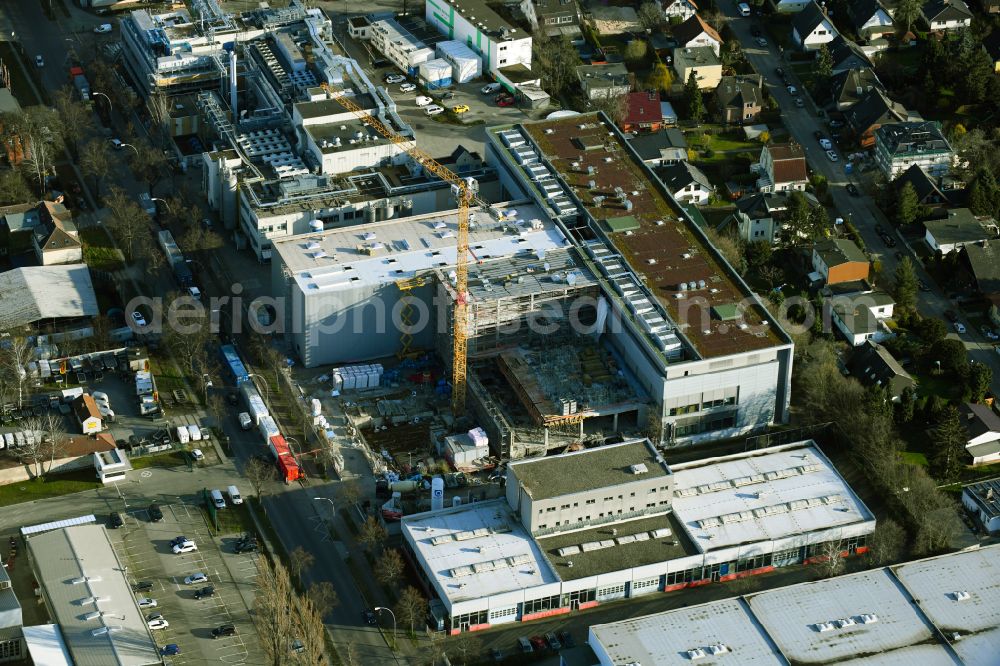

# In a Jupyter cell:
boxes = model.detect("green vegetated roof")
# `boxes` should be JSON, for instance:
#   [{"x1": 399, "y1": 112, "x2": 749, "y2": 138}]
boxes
[{"x1": 606, "y1": 215, "x2": 641, "y2": 232}]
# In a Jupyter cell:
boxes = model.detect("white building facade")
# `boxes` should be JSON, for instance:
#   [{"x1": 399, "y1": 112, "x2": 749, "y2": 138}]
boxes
[{"x1": 425, "y1": 0, "x2": 532, "y2": 75}]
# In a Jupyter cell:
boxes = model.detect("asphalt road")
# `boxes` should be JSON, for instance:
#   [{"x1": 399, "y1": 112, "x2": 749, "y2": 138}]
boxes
[{"x1": 721, "y1": 0, "x2": 1000, "y2": 396}]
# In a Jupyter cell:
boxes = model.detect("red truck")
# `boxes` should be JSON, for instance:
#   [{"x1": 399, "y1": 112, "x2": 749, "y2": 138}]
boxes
[{"x1": 268, "y1": 435, "x2": 302, "y2": 483}]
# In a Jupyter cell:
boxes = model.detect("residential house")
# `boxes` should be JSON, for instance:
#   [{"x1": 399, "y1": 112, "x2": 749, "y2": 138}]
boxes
[
  {"x1": 440, "y1": 146, "x2": 484, "y2": 175},
  {"x1": 31, "y1": 202, "x2": 82, "y2": 266},
  {"x1": 924, "y1": 208, "x2": 999, "y2": 254},
  {"x1": 848, "y1": 340, "x2": 915, "y2": 400},
  {"x1": 921, "y1": 0, "x2": 972, "y2": 31},
  {"x1": 623, "y1": 92, "x2": 665, "y2": 133},
  {"x1": 661, "y1": 101, "x2": 679, "y2": 126},
  {"x1": 960, "y1": 403, "x2": 1000, "y2": 465},
  {"x1": 72, "y1": 394, "x2": 103, "y2": 435},
  {"x1": 672, "y1": 46, "x2": 723, "y2": 90},
  {"x1": 658, "y1": 162, "x2": 713, "y2": 205},
  {"x1": 792, "y1": 1, "x2": 838, "y2": 50},
  {"x1": 828, "y1": 36, "x2": 875, "y2": 75},
  {"x1": 828, "y1": 68, "x2": 884, "y2": 111},
  {"x1": 672, "y1": 15, "x2": 723, "y2": 56},
  {"x1": 627, "y1": 128, "x2": 689, "y2": 167},
  {"x1": 714, "y1": 74, "x2": 764, "y2": 125},
  {"x1": 723, "y1": 191, "x2": 817, "y2": 244},
  {"x1": 521, "y1": 0, "x2": 582, "y2": 36},
  {"x1": 848, "y1": 0, "x2": 895, "y2": 39},
  {"x1": 984, "y1": 31, "x2": 1000, "y2": 72},
  {"x1": 812, "y1": 238, "x2": 870, "y2": 284},
  {"x1": 894, "y1": 164, "x2": 949, "y2": 208},
  {"x1": 844, "y1": 88, "x2": 911, "y2": 148},
  {"x1": 576, "y1": 63, "x2": 632, "y2": 100},
  {"x1": 756, "y1": 142, "x2": 809, "y2": 193},
  {"x1": 874, "y1": 121, "x2": 954, "y2": 179},
  {"x1": 961, "y1": 241, "x2": 1000, "y2": 303},
  {"x1": 662, "y1": 0, "x2": 699, "y2": 21},
  {"x1": 827, "y1": 291, "x2": 896, "y2": 346}
]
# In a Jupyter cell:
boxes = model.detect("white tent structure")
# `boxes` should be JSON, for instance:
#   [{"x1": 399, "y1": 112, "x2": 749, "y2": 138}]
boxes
[{"x1": 436, "y1": 40, "x2": 481, "y2": 83}]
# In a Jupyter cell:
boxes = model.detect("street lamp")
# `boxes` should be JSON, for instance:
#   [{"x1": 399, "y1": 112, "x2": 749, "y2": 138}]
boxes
[
  {"x1": 118, "y1": 142, "x2": 140, "y2": 157},
  {"x1": 313, "y1": 496, "x2": 335, "y2": 521},
  {"x1": 91, "y1": 91, "x2": 112, "y2": 114},
  {"x1": 374, "y1": 606, "x2": 397, "y2": 644},
  {"x1": 247, "y1": 373, "x2": 270, "y2": 403},
  {"x1": 151, "y1": 197, "x2": 171, "y2": 214}
]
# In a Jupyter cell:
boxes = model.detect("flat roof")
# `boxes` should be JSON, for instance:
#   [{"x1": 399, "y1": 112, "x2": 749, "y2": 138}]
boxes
[
  {"x1": 521, "y1": 114, "x2": 786, "y2": 359},
  {"x1": 924, "y1": 209, "x2": 996, "y2": 246},
  {"x1": 402, "y1": 499, "x2": 558, "y2": 606},
  {"x1": 428, "y1": 0, "x2": 519, "y2": 37},
  {"x1": 22, "y1": 624, "x2": 73, "y2": 666},
  {"x1": 0, "y1": 264, "x2": 99, "y2": 330},
  {"x1": 275, "y1": 204, "x2": 567, "y2": 294},
  {"x1": 962, "y1": 477, "x2": 1000, "y2": 521},
  {"x1": 892, "y1": 546, "x2": 1000, "y2": 665},
  {"x1": 670, "y1": 442, "x2": 873, "y2": 553},
  {"x1": 746, "y1": 569, "x2": 958, "y2": 666},
  {"x1": 590, "y1": 597, "x2": 783, "y2": 665},
  {"x1": 26, "y1": 525, "x2": 161, "y2": 666},
  {"x1": 508, "y1": 439, "x2": 670, "y2": 501},
  {"x1": 305, "y1": 119, "x2": 394, "y2": 154},
  {"x1": 538, "y1": 512, "x2": 692, "y2": 581},
  {"x1": 451, "y1": 246, "x2": 598, "y2": 303}
]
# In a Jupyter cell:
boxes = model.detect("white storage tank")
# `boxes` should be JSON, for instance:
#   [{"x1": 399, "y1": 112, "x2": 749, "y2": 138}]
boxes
[
  {"x1": 435, "y1": 40, "x2": 481, "y2": 84},
  {"x1": 419, "y1": 58, "x2": 452, "y2": 90}
]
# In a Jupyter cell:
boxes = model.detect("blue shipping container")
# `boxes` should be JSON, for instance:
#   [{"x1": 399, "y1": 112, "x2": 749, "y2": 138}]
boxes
[{"x1": 220, "y1": 344, "x2": 249, "y2": 385}]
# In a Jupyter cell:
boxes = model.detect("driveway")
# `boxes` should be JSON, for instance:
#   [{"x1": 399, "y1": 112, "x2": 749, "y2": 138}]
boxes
[{"x1": 720, "y1": 0, "x2": 1000, "y2": 396}]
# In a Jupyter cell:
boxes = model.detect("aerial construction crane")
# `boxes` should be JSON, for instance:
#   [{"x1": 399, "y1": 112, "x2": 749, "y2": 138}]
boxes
[{"x1": 320, "y1": 85, "x2": 480, "y2": 417}]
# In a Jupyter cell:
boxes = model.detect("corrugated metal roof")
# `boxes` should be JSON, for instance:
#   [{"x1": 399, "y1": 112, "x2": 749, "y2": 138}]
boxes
[{"x1": 0, "y1": 265, "x2": 98, "y2": 330}]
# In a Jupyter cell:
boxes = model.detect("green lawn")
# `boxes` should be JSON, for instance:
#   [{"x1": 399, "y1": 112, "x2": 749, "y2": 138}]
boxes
[
  {"x1": 0, "y1": 469, "x2": 100, "y2": 508},
  {"x1": 130, "y1": 450, "x2": 188, "y2": 469},
  {"x1": 200, "y1": 502, "x2": 255, "y2": 535},
  {"x1": 80, "y1": 226, "x2": 125, "y2": 272},
  {"x1": 900, "y1": 451, "x2": 928, "y2": 466}
]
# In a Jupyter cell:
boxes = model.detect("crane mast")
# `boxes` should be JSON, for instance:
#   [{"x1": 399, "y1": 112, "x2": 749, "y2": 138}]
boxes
[{"x1": 320, "y1": 85, "x2": 475, "y2": 416}]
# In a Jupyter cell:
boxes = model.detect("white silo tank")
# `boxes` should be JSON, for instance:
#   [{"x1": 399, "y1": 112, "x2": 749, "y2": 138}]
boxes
[{"x1": 431, "y1": 476, "x2": 445, "y2": 511}]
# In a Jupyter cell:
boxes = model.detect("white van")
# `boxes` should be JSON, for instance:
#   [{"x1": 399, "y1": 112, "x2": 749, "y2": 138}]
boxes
[
  {"x1": 210, "y1": 489, "x2": 226, "y2": 509},
  {"x1": 176, "y1": 426, "x2": 190, "y2": 444},
  {"x1": 238, "y1": 412, "x2": 252, "y2": 431},
  {"x1": 187, "y1": 424, "x2": 202, "y2": 441},
  {"x1": 227, "y1": 485, "x2": 243, "y2": 505},
  {"x1": 738, "y1": 2, "x2": 751, "y2": 15},
  {"x1": 92, "y1": 391, "x2": 110, "y2": 405}
]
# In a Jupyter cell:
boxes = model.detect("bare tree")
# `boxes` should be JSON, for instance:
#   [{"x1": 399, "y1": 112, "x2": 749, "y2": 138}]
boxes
[
  {"x1": 307, "y1": 581, "x2": 339, "y2": 617},
  {"x1": 7, "y1": 107, "x2": 63, "y2": 193},
  {"x1": 593, "y1": 93, "x2": 630, "y2": 128},
  {"x1": 80, "y1": 139, "x2": 112, "y2": 200},
  {"x1": 162, "y1": 296, "x2": 212, "y2": 376},
  {"x1": 375, "y1": 548, "x2": 405, "y2": 587},
  {"x1": 290, "y1": 594, "x2": 326, "y2": 665},
  {"x1": 868, "y1": 518, "x2": 905, "y2": 565},
  {"x1": 135, "y1": 232, "x2": 166, "y2": 274},
  {"x1": 38, "y1": 411, "x2": 67, "y2": 476},
  {"x1": 128, "y1": 140, "x2": 168, "y2": 195},
  {"x1": 420, "y1": 634, "x2": 447, "y2": 666},
  {"x1": 207, "y1": 393, "x2": 226, "y2": 428},
  {"x1": 637, "y1": 1, "x2": 666, "y2": 30},
  {"x1": 17, "y1": 416, "x2": 50, "y2": 479},
  {"x1": 447, "y1": 632, "x2": 478, "y2": 666},
  {"x1": 252, "y1": 556, "x2": 296, "y2": 666},
  {"x1": 396, "y1": 586, "x2": 428, "y2": 635},
  {"x1": 244, "y1": 456, "x2": 276, "y2": 498},
  {"x1": 339, "y1": 478, "x2": 364, "y2": 509},
  {"x1": 104, "y1": 186, "x2": 147, "y2": 262},
  {"x1": 288, "y1": 546, "x2": 316, "y2": 583},
  {"x1": 0, "y1": 331, "x2": 31, "y2": 409},
  {"x1": 147, "y1": 91, "x2": 171, "y2": 149},
  {"x1": 816, "y1": 540, "x2": 845, "y2": 579},
  {"x1": 52, "y1": 86, "x2": 95, "y2": 157},
  {"x1": 341, "y1": 642, "x2": 358, "y2": 666},
  {"x1": 358, "y1": 516, "x2": 388, "y2": 553}
]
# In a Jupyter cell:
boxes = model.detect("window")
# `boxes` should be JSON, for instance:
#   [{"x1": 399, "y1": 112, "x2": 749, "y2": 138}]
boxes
[
  {"x1": 632, "y1": 577, "x2": 660, "y2": 592},
  {"x1": 538, "y1": 524, "x2": 547, "y2": 529},
  {"x1": 598, "y1": 583, "x2": 626, "y2": 599},
  {"x1": 560, "y1": 504, "x2": 570, "y2": 510},
  {"x1": 669, "y1": 403, "x2": 699, "y2": 416},
  {"x1": 489, "y1": 606, "x2": 517, "y2": 620},
  {"x1": 666, "y1": 568, "x2": 695, "y2": 585},
  {"x1": 586, "y1": 499, "x2": 596, "y2": 505},
  {"x1": 523, "y1": 595, "x2": 561, "y2": 615},
  {"x1": 546, "y1": 507, "x2": 556, "y2": 512}
]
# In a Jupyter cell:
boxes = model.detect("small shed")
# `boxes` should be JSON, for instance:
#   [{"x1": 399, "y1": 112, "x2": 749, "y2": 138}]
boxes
[{"x1": 72, "y1": 394, "x2": 102, "y2": 434}]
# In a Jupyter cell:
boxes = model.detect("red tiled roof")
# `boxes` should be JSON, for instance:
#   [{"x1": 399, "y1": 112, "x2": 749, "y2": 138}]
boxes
[{"x1": 625, "y1": 92, "x2": 662, "y2": 125}]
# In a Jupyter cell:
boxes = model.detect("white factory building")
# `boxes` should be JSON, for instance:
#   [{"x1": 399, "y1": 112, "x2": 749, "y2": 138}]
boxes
[
  {"x1": 425, "y1": 0, "x2": 533, "y2": 83},
  {"x1": 401, "y1": 439, "x2": 875, "y2": 634},
  {"x1": 370, "y1": 18, "x2": 434, "y2": 76},
  {"x1": 485, "y1": 117, "x2": 795, "y2": 446},
  {"x1": 585, "y1": 544, "x2": 1000, "y2": 665}
]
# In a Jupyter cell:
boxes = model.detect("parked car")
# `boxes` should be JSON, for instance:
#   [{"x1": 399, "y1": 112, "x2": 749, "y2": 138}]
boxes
[
  {"x1": 452, "y1": 104, "x2": 470, "y2": 114},
  {"x1": 546, "y1": 632, "x2": 562, "y2": 650},
  {"x1": 481, "y1": 82, "x2": 502, "y2": 94},
  {"x1": 132, "y1": 581, "x2": 153, "y2": 592},
  {"x1": 210, "y1": 489, "x2": 226, "y2": 509},
  {"x1": 829, "y1": 119, "x2": 844, "y2": 129},
  {"x1": 184, "y1": 573, "x2": 208, "y2": 585},
  {"x1": 172, "y1": 540, "x2": 197, "y2": 554},
  {"x1": 776, "y1": 66, "x2": 785, "y2": 77},
  {"x1": 954, "y1": 322, "x2": 967, "y2": 333},
  {"x1": 558, "y1": 631, "x2": 576, "y2": 648},
  {"x1": 786, "y1": 85, "x2": 797, "y2": 95},
  {"x1": 131, "y1": 311, "x2": 147, "y2": 327},
  {"x1": 425, "y1": 105, "x2": 445, "y2": 116},
  {"x1": 415, "y1": 95, "x2": 433, "y2": 106},
  {"x1": 169, "y1": 536, "x2": 189, "y2": 547},
  {"x1": 235, "y1": 541, "x2": 258, "y2": 554},
  {"x1": 137, "y1": 598, "x2": 157, "y2": 608},
  {"x1": 794, "y1": 98, "x2": 804, "y2": 107},
  {"x1": 187, "y1": 424, "x2": 202, "y2": 441},
  {"x1": 190, "y1": 448, "x2": 204, "y2": 461},
  {"x1": 161, "y1": 644, "x2": 180, "y2": 656},
  {"x1": 94, "y1": 23, "x2": 113, "y2": 33},
  {"x1": 34, "y1": 55, "x2": 44, "y2": 67},
  {"x1": 148, "y1": 618, "x2": 169, "y2": 630},
  {"x1": 825, "y1": 149, "x2": 839, "y2": 162},
  {"x1": 212, "y1": 624, "x2": 237, "y2": 639},
  {"x1": 518, "y1": 637, "x2": 533, "y2": 653},
  {"x1": 399, "y1": 82, "x2": 416, "y2": 93},
  {"x1": 148, "y1": 504, "x2": 163, "y2": 522},
  {"x1": 819, "y1": 138, "x2": 833, "y2": 150},
  {"x1": 846, "y1": 183, "x2": 859, "y2": 196},
  {"x1": 363, "y1": 609, "x2": 377, "y2": 625},
  {"x1": 384, "y1": 74, "x2": 405, "y2": 84},
  {"x1": 755, "y1": 37, "x2": 767, "y2": 47},
  {"x1": 440, "y1": 91, "x2": 456, "y2": 100},
  {"x1": 109, "y1": 512, "x2": 123, "y2": 529},
  {"x1": 194, "y1": 586, "x2": 215, "y2": 600},
  {"x1": 530, "y1": 636, "x2": 548, "y2": 652}
]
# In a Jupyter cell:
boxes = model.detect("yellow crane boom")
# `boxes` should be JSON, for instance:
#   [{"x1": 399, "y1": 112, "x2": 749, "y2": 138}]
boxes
[{"x1": 322, "y1": 87, "x2": 476, "y2": 416}]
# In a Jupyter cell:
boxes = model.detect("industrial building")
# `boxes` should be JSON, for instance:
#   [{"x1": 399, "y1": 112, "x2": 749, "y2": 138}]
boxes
[
  {"x1": 370, "y1": 19, "x2": 435, "y2": 76},
  {"x1": 25, "y1": 524, "x2": 161, "y2": 666},
  {"x1": 425, "y1": 0, "x2": 538, "y2": 95},
  {"x1": 585, "y1": 545, "x2": 1000, "y2": 665},
  {"x1": 485, "y1": 114, "x2": 794, "y2": 447},
  {"x1": 401, "y1": 439, "x2": 875, "y2": 633},
  {"x1": 0, "y1": 566, "x2": 23, "y2": 664},
  {"x1": 962, "y1": 477, "x2": 1000, "y2": 533}
]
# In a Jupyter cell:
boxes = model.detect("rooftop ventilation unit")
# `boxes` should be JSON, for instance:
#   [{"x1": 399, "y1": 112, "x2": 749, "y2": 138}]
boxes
[
  {"x1": 629, "y1": 463, "x2": 648, "y2": 474},
  {"x1": 952, "y1": 591, "x2": 972, "y2": 601},
  {"x1": 859, "y1": 614, "x2": 879, "y2": 624}
]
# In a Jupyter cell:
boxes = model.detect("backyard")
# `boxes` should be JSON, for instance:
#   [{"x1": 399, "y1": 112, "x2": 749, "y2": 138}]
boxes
[{"x1": 80, "y1": 226, "x2": 125, "y2": 272}]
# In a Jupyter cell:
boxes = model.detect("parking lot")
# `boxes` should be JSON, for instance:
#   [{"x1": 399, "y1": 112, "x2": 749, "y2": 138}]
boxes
[{"x1": 108, "y1": 502, "x2": 262, "y2": 664}]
